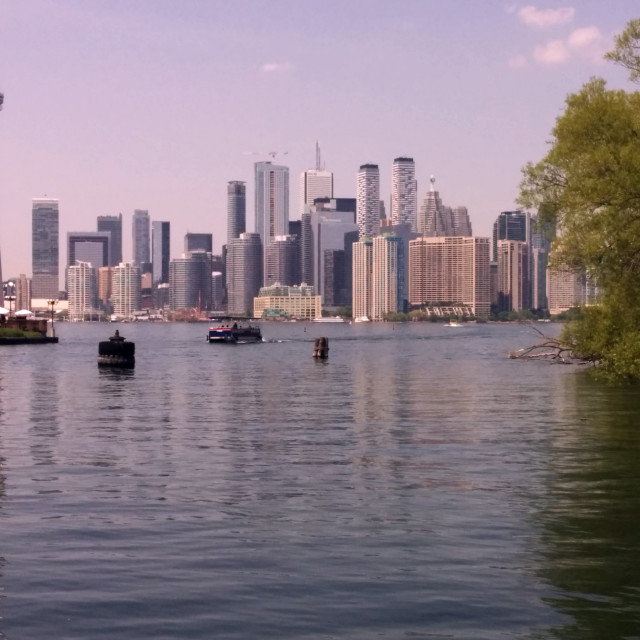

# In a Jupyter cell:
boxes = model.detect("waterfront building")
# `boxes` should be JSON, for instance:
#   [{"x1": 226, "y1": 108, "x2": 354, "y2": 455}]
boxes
[
  {"x1": 132, "y1": 209, "x2": 150, "y2": 266},
  {"x1": 497, "y1": 239, "x2": 530, "y2": 312},
  {"x1": 357, "y1": 164, "x2": 380, "y2": 239},
  {"x1": 67, "y1": 261, "x2": 98, "y2": 321},
  {"x1": 227, "y1": 232, "x2": 263, "y2": 317},
  {"x1": 264, "y1": 235, "x2": 299, "y2": 287},
  {"x1": 151, "y1": 221, "x2": 170, "y2": 284},
  {"x1": 352, "y1": 238, "x2": 373, "y2": 320},
  {"x1": 67, "y1": 232, "x2": 110, "y2": 270},
  {"x1": 391, "y1": 157, "x2": 417, "y2": 231},
  {"x1": 185, "y1": 233, "x2": 213, "y2": 254},
  {"x1": 32, "y1": 198, "x2": 59, "y2": 298},
  {"x1": 253, "y1": 283, "x2": 320, "y2": 320},
  {"x1": 493, "y1": 210, "x2": 530, "y2": 263},
  {"x1": 409, "y1": 236, "x2": 491, "y2": 319},
  {"x1": 97, "y1": 214, "x2": 123, "y2": 266},
  {"x1": 371, "y1": 234, "x2": 404, "y2": 320},
  {"x1": 547, "y1": 264, "x2": 597, "y2": 315},
  {"x1": 227, "y1": 181, "x2": 246, "y2": 246},
  {"x1": 112, "y1": 262, "x2": 141, "y2": 318},
  {"x1": 255, "y1": 161, "x2": 289, "y2": 277}
]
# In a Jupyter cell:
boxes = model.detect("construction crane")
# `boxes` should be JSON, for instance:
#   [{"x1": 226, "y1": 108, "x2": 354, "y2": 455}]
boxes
[{"x1": 242, "y1": 150, "x2": 289, "y2": 161}]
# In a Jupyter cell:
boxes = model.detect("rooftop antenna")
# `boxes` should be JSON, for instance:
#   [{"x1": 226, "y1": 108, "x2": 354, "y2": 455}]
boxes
[
  {"x1": 430, "y1": 175, "x2": 436, "y2": 191},
  {"x1": 315, "y1": 141, "x2": 321, "y2": 171}
]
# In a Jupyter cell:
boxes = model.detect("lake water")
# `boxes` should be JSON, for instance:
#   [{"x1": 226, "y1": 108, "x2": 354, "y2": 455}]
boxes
[{"x1": 1, "y1": 321, "x2": 639, "y2": 639}]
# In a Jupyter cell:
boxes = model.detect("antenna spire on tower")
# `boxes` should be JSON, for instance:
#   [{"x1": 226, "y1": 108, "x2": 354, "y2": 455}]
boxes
[{"x1": 315, "y1": 142, "x2": 322, "y2": 171}]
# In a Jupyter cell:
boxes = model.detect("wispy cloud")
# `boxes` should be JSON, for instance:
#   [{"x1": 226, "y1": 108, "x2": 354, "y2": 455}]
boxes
[
  {"x1": 261, "y1": 62, "x2": 295, "y2": 74},
  {"x1": 518, "y1": 5, "x2": 575, "y2": 28},
  {"x1": 533, "y1": 40, "x2": 569, "y2": 64}
]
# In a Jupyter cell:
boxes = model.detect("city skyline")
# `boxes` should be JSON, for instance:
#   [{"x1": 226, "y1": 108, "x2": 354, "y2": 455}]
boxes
[{"x1": 1, "y1": 2, "x2": 637, "y2": 280}]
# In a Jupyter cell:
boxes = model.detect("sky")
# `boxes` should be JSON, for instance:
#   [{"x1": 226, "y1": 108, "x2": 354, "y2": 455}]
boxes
[{"x1": 0, "y1": 0, "x2": 638, "y2": 282}]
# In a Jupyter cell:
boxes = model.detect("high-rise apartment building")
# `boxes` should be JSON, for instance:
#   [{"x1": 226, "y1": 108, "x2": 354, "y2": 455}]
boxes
[
  {"x1": 409, "y1": 236, "x2": 491, "y2": 319},
  {"x1": 151, "y1": 221, "x2": 170, "y2": 284},
  {"x1": 185, "y1": 233, "x2": 213, "y2": 254},
  {"x1": 98, "y1": 266, "x2": 113, "y2": 307},
  {"x1": 371, "y1": 234, "x2": 404, "y2": 320},
  {"x1": 15, "y1": 274, "x2": 31, "y2": 312},
  {"x1": 357, "y1": 164, "x2": 380, "y2": 239},
  {"x1": 227, "y1": 181, "x2": 246, "y2": 246},
  {"x1": 547, "y1": 264, "x2": 597, "y2": 315},
  {"x1": 67, "y1": 232, "x2": 110, "y2": 269},
  {"x1": 169, "y1": 252, "x2": 212, "y2": 312},
  {"x1": 32, "y1": 198, "x2": 59, "y2": 298},
  {"x1": 255, "y1": 162, "x2": 289, "y2": 274},
  {"x1": 227, "y1": 232, "x2": 263, "y2": 317},
  {"x1": 132, "y1": 209, "x2": 150, "y2": 266},
  {"x1": 112, "y1": 262, "x2": 141, "y2": 318},
  {"x1": 97, "y1": 214, "x2": 123, "y2": 266},
  {"x1": 352, "y1": 238, "x2": 373, "y2": 320},
  {"x1": 497, "y1": 240, "x2": 530, "y2": 312},
  {"x1": 391, "y1": 157, "x2": 417, "y2": 231},
  {"x1": 67, "y1": 261, "x2": 97, "y2": 321}
]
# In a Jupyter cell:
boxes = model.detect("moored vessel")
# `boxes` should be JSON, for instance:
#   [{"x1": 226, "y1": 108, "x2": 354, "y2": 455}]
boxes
[{"x1": 207, "y1": 318, "x2": 262, "y2": 344}]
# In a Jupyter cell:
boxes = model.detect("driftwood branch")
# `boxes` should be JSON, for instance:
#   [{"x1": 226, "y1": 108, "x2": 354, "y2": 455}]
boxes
[{"x1": 508, "y1": 324, "x2": 579, "y2": 364}]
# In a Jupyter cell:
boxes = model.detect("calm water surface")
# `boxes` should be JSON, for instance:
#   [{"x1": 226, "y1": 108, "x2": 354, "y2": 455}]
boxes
[{"x1": 0, "y1": 321, "x2": 639, "y2": 639}]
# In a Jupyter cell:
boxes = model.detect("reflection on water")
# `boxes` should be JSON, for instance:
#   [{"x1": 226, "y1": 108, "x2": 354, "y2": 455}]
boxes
[
  {"x1": 534, "y1": 372, "x2": 640, "y2": 639},
  {"x1": 0, "y1": 323, "x2": 639, "y2": 639}
]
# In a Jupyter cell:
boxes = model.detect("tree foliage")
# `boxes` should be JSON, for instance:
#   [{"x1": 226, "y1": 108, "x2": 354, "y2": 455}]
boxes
[{"x1": 519, "y1": 19, "x2": 640, "y2": 381}]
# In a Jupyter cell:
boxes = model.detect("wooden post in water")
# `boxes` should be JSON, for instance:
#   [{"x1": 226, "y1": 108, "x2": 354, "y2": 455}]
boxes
[{"x1": 312, "y1": 337, "x2": 329, "y2": 359}]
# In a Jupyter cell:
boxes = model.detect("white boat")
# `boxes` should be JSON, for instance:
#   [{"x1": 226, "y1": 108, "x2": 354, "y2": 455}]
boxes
[
  {"x1": 353, "y1": 316, "x2": 370, "y2": 323},
  {"x1": 313, "y1": 316, "x2": 345, "y2": 323}
]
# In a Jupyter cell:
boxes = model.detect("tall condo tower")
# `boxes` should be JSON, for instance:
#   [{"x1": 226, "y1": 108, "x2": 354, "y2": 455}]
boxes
[
  {"x1": 299, "y1": 143, "x2": 333, "y2": 214},
  {"x1": 492, "y1": 210, "x2": 530, "y2": 263},
  {"x1": 112, "y1": 262, "x2": 141, "y2": 318},
  {"x1": 255, "y1": 161, "x2": 289, "y2": 280},
  {"x1": 391, "y1": 157, "x2": 417, "y2": 231},
  {"x1": 227, "y1": 181, "x2": 246, "y2": 246},
  {"x1": 97, "y1": 214, "x2": 123, "y2": 266},
  {"x1": 356, "y1": 164, "x2": 380, "y2": 239},
  {"x1": 227, "y1": 232, "x2": 263, "y2": 317},
  {"x1": 132, "y1": 209, "x2": 150, "y2": 266},
  {"x1": 352, "y1": 238, "x2": 373, "y2": 320},
  {"x1": 32, "y1": 198, "x2": 60, "y2": 298},
  {"x1": 151, "y1": 221, "x2": 171, "y2": 284}
]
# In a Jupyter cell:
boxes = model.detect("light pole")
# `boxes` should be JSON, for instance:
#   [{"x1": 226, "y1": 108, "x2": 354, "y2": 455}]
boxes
[
  {"x1": 47, "y1": 299, "x2": 58, "y2": 337},
  {"x1": 6, "y1": 281, "x2": 15, "y2": 318}
]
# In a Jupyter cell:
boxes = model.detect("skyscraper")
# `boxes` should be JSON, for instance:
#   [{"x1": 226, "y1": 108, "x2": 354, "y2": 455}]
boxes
[
  {"x1": 67, "y1": 232, "x2": 110, "y2": 269},
  {"x1": 371, "y1": 234, "x2": 404, "y2": 320},
  {"x1": 151, "y1": 221, "x2": 170, "y2": 284},
  {"x1": 352, "y1": 238, "x2": 373, "y2": 320},
  {"x1": 418, "y1": 176, "x2": 452, "y2": 236},
  {"x1": 300, "y1": 145, "x2": 333, "y2": 215},
  {"x1": 492, "y1": 210, "x2": 530, "y2": 263},
  {"x1": 227, "y1": 232, "x2": 263, "y2": 317},
  {"x1": 185, "y1": 233, "x2": 213, "y2": 254},
  {"x1": 264, "y1": 235, "x2": 299, "y2": 287},
  {"x1": 497, "y1": 239, "x2": 530, "y2": 312},
  {"x1": 132, "y1": 209, "x2": 150, "y2": 266},
  {"x1": 391, "y1": 157, "x2": 417, "y2": 230},
  {"x1": 227, "y1": 181, "x2": 246, "y2": 246},
  {"x1": 32, "y1": 199, "x2": 60, "y2": 298},
  {"x1": 97, "y1": 214, "x2": 123, "y2": 266},
  {"x1": 255, "y1": 162, "x2": 289, "y2": 268},
  {"x1": 67, "y1": 261, "x2": 97, "y2": 321},
  {"x1": 169, "y1": 252, "x2": 212, "y2": 312},
  {"x1": 356, "y1": 164, "x2": 380, "y2": 239}
]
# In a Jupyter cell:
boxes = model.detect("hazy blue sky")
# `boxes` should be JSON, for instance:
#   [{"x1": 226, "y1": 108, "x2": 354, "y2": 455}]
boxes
[{"x1": 0, "y1": 0, "x2": 637, "y2": 280}]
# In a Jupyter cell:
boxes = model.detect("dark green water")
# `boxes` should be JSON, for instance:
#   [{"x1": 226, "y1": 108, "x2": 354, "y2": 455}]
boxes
[{"x1": 0, "y1": 321, "x2": 638, "y2": 639}]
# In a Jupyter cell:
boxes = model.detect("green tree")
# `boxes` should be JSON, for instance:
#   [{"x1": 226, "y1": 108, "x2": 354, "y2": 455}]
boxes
[{"x1": 519, "y1": 19, "x2": 640, "y2": 381}]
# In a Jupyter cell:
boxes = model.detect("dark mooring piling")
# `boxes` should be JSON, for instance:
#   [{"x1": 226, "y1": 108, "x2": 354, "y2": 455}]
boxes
[
  {"x1": 312, "y1": 337, "x2": 329, "y2": 359},
  {"x1": 98, "y1": 329, "x2": 135, "y2": 368}
]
